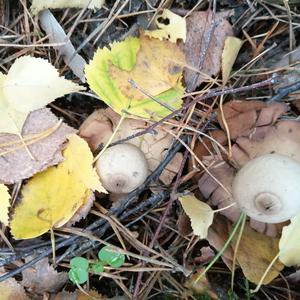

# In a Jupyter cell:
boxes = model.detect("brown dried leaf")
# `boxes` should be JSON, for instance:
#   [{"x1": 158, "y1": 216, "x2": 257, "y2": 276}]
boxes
[
  {"x1": 22, "y1": 257, "x2": 67, "y2": 293},
  {"x1": 217, "y1": 100, "x2": 288, "y2": 140},
  {"x1": 232, "y1": 120, "x2": 300, "y2": 167},
  {"x1": 184, "y1": 10, "x2": 233, "y2": 91},
  {"x1": 233, "y1": 224, "x2": 284, "y2": 284},
  {"x1": 0, "y1": 108, "x2": 76, "y2": 184},
  {"x1": 177, "y1": 212, "x2": 192, "y2": 236}
]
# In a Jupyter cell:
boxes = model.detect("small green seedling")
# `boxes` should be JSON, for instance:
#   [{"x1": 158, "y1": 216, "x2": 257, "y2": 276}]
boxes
[
  {"x1": 98, "y1": 246, "x2": 125, "y2": 268},
  {"x1": 68, "y1": 257, "x2": 89, "y2": 284},
  {"x1": 68, "y1": 246, "x2": 125, "y2": 284}
]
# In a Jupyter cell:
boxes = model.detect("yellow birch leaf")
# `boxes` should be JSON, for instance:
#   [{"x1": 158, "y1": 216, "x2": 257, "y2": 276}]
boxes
[
  {"x1": 10, "y1": 134, "x2": 105, "y2": 239},
  {"x1": 234, "y1": 224, "x2": 284, "y2": 284},
  {"x1": 144, "y1": 9, "x2": 186, "y2": 43},
  {"x1": 279, "y1": 214, "x2": 300, "y2": 266},
  {"x1": 222, "y1": 36, "x2": 242, "y2": 85},
  {"x1": 0, "y1": 184, "x2": 10, "y2": 226},
  {"x1": 10, "y1": 166, "x2": 86, "y2": 239},
  {"x1": 61, "y1": 134, "x2": 107, "y2": 193},
  {"x1": 85, "y1": 35, "x2": 184, "y2": 120},
  {"x1": 179, "y1": 194, "x2": 214, "y2": 239},
  {"x1": 1, "y1": 56, "x2": 83, "y2": 135}
]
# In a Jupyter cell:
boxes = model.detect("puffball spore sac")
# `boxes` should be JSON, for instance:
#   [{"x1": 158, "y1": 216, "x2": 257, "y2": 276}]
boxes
[
  {"x1": 232, "y1": 153, "x2": 300, "y2": 223},
  {"x1": 96, "y1": 143, "x2": 149, "y2": 193}
]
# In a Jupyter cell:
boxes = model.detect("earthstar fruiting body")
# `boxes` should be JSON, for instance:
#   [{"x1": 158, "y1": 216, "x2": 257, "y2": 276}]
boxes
[
  {"x1": 232, "y1": 153, "x2": 300, "y2": 223},
  {"x1": 96, "y1": 144, "x2": 149, "y2": 193}
]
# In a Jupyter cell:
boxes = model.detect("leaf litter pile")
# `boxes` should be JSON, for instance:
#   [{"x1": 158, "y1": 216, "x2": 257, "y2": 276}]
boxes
[{"x1": 1, "y1": 1, "x2": 300, "y2": 299}]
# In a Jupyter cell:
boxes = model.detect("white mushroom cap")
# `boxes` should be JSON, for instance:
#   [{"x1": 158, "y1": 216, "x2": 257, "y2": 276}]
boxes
[
  {"x1": 96, "y1": 143, "x2": 149, "y2": 193},
  {"x1": 232, "y1": 153, "x2": 300, "y2": 223}
]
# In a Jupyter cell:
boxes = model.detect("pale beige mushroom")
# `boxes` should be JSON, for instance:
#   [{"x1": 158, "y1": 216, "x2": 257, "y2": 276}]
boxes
[
  {"x1": 232, "y1": 153, "x2": 300, "y2": 223},
  {"x1": 95, "y1": 144, "x2": 149, "y2": 193}
]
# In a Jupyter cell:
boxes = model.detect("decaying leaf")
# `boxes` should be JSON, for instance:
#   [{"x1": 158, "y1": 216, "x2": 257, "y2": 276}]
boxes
[
  {"x1": 31, "y1": 0, "x2": 105, "y2": 15},
  {"x1": 79, "y1": 108, "x2": 183, "y2": 185},
  {"x1": 22, "y1": 257, "x2": 67, "y2": 293},
  {"x1": 184, "y1": 10, "x2": 233, "y2": 91},
  {"x1": 85, "y1": 35, "x2": 184, "y2": 119},
  {"x1": 0, "y1": 184, "x2": 10, "y2": 225},
  {"x1": 10, "y1": 134, "x2": 104, "y2": 239},
  {"x1": 222, "y1": 37, "x2": 242, "y2": 85},
  {"x1": 1, "y1": 56, "x2": 82, "y2": 135},
  {"x1": 279, "y1": 214, "x2": 300, "y2": 266},
  {"x1": 144, "y1": 9, "x2": 186, "y2": 43},
  {"x1": 179, "y1": 194, "x2": 214, "y2": 239},
  {"x1": 234, "y1": 224, "x2": 284, "y2": 284},
  {"x1": 0, "y1": 275, "x2": 28, "y2": 300},
  {"x1": 0, "y1": 108, "x2": 76, "y2": 184}
]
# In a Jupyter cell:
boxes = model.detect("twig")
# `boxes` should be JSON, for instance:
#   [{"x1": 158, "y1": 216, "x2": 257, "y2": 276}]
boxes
[{"x1": 267, "y1": 80, "x2": 300, "y2": 103}]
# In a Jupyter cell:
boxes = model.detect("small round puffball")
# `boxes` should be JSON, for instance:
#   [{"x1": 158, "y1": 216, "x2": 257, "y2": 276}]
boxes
[
  {"x1": 96, "y1": 144, "x2": 149, "y2": 193},
  {"x1": 232, "y1": 153, "x2": 300, "y2": 223}
]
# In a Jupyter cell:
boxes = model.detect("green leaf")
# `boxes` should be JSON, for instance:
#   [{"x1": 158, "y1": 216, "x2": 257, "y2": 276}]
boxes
[
  {"x1": 68, "y1": 268, "x2": 88, "y2": 284},
  {"x1": 70, "y1": 257, "x2": 89, "y2": 270},
  {"x1": 98, "y1": 246, "x2": 125, "y2": 268},
  {"x1": 91, "y1": 261, "x2": 104, "y2": 274}
]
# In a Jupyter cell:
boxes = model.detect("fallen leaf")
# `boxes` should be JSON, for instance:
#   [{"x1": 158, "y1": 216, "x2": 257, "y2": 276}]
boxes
[
  {"x1": 179, "y1": 194, "x2": 214, "y2": 239},
  {"x1": 0, "y1": 184, "x2": 10, "y2": 225},
  {"x1": 0, "y1": 108, "x2": 76, "y2": 184},
  {"x1": 144, "y1": 9, "x2": 186, "y2": 43},
  {"x1": 22, "y1": 257, "x2": 67, "y2": 293},
  {"x1": 1, "y1": 56, "x2": 82, "y2": 135},
  {"x1": 85, "y1": 35, "x2": 184, "y2": 119},
  {"x1": 234, "y1": 224, "x2": 284, "y2": 284},
  {"x1": 232, "y1": 120, "x2": 300, "y2": 167},
  {"x1": 217, "y1": 100, "x2": 288, "y2": 140},
  {"x1": 222, "y1": 37, "x2": 242, "y2": 85},
  {"x1": 10, "y1": 134, "x2": 104, "y2": 239},
  {"x1": 0, "y1": 276, "x2": 28, "y2": 300},
  {"x1": 61, "y1": 134, "x2": 106, "y2": 193},
  {"x1": 31, "y1": 0, "x2": 105, "y2": 15},
  {"x1": 184, "y1": 10, "x2": 233, "y2": 91},
  {"x1": 279, "y1": 214, "x2": 300, "y2": 266}
]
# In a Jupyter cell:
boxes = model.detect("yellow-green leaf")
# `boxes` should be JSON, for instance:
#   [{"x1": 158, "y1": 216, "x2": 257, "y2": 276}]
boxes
[
  {"x1": 144, "y1": 9, "x2": 186, "y2": 43},
  {"x1": 0, "y1": 184, "x2": 10, "y2": 226},
  {"x1": 85, "y1": 35, "x2": 184, "y2": 120},
  {"x1": 179, "y1": 194, "x2": 214, "y2": 239},
  {"x1": 279, "y1": 214, "x2": 300, "y2": 266}
]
